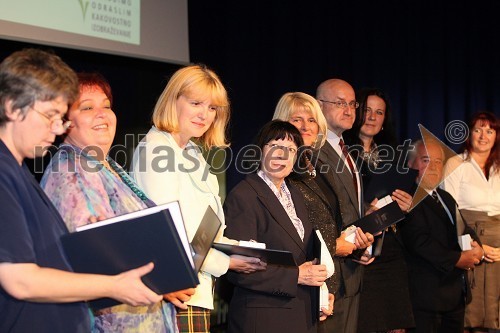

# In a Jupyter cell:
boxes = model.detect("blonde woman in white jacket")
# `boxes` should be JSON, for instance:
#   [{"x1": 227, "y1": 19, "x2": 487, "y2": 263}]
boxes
[{"x1": 131, "y1": 64, "x2": 265, "y2": 333}]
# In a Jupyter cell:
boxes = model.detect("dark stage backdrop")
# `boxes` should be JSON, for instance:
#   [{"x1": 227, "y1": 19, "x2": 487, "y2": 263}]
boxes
[
  {"x1": 188, "y1": 0, "x2": 500, "y2": 190},
  {"x1": 1, "y1": 1, "x2": 499, "y2": 190},
  {"x1": 2, "y1": 2, "x2": 499, "y2": 332}
]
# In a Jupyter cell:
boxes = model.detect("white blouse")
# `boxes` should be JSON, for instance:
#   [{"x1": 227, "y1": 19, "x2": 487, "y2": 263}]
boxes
[
  {"x1": 442, "y1": 153, "x2": 500, "y2": 216},
  {"x1": 257, "y1": 170, "x2": 305, "y2": 240}
]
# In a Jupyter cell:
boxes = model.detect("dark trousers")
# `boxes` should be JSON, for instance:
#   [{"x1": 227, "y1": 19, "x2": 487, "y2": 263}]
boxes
[
  {"x1": 410, "y1": 302, "x2": 465, "y2": 333},
  {"x1": 320, "y1": 292, "x2": 360, "y2": 333}
]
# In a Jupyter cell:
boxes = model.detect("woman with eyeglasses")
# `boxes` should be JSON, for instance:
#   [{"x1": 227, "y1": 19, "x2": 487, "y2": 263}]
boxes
[
  {"x1": 223, "y1": 120, "x2": 332, "y2": 333},
  {"x1": 0, "y1": 49, "x2": 163, "y2": 333},
  {"x1": 442, "y1": 111, "x2": 500, "y2": 333},
  {"x1": 41, "y1": 72, "x2": 192, "y2": 332},
  {"x1": 343, "y1": 87, "x2": 415, "y2": 333},
  {"x1": 273, "y1": 92, "x2": 373, "y2": 332}
]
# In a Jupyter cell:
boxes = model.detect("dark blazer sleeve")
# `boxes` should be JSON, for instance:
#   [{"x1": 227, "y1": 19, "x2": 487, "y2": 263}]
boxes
[
  {"x1": 402, "y1": 196, "x2": 462, "y2": 275},
  {"x1": 223, "y1": 180, "x2": 300, "y2": 298}
]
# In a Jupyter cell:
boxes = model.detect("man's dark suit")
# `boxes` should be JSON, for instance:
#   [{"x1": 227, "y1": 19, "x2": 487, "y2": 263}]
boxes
[
  {"x1": 223, "y1": 173, "x2": 319, "y2": 333},
  {"x1": 313, "y1": 140, "x2": 364, "y2": 333},
  {"x1": 402, "y1": 188, "x2": 479, "y2": 333}
]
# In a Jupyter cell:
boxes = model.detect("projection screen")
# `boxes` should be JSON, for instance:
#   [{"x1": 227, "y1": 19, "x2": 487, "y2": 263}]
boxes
[{"x1": 0, "y1": 0, "x2": 189, "y2": 64}]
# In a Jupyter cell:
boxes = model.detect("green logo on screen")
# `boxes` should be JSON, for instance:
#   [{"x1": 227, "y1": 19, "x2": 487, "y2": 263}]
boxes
[{"x1": 78, "y1": 0, "x2": 90, "y2": 20}]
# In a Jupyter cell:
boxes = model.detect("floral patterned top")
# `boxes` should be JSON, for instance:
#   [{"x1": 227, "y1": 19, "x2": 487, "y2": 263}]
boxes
[{"x1": 41, "y1": 143, "x2": 178, "y2": 333}]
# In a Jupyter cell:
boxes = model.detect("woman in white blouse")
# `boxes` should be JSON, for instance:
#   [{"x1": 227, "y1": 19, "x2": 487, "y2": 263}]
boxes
[
  {"x1": 442, "y1": 111, "x2": 500, "y2": 332},
  {"x1": 131, "y1": 64, "x2": 265, "y2": 333}
]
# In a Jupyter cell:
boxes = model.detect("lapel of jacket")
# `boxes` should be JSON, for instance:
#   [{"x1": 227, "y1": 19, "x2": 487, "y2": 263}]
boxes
[
  {"x1": 300, "y1": 178, "x2": 331, "y2": 211},
  {"x1": 156, "y1": 129, "x2": 212, "y2": 194},
  {"x1": 289, "y1": 180, "x2": 312, "y2": 237},
  {"x1": 437, "y1": 189, "x2": 456, "y2": 219},
  {"x1": 437, "y1": 188, "x2": 462, "y2": 235},
  {"x1": 246, "y1": 174, "x2": 306, "y2": 255},
  {"x1": 423, "y1": 191, "x2": 458, "y2": 238},
  {"x1": 161, "y1": 131, "x2": 220, "y2": 203},
  {"x1": 318, "y1": 141, "x2": 359, "y2": 214},
  {"x1": 423, "y1": 192, "x2": 448, "y2": 219},
  {"x1": 184, "y1": 144, "x2": 213, "y2": 192}
]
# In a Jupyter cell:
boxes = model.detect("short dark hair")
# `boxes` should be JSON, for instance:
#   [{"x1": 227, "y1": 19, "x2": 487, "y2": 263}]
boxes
[
  {"x1": 242, "y1": 120, "x2": 304, "y2": 173},
  {"x1": 0, "y1": 48, "x2": 78, "y2": 126},
  {"x1": 255, "y1": 120, "x2": 304, "y2": 152}
]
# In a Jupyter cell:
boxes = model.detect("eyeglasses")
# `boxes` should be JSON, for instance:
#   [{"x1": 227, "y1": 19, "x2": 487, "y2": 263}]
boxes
[
  {"x1": 30, "y1": 107, "x2": 72, "y2": 132},
  {"x1": 319, "y1": 99, "x2": 359, "y2": 109},
  {"x1": 265, "y1": 143, "x2": 297, "y2": 154}
]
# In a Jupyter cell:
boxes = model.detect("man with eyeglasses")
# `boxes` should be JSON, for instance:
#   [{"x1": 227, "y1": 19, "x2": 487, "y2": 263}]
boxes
[
  {"x1": 312, "y1": 78, "x2": 375, "y2": 333},
  {"x1": 0, "y1": 48, "x2": 162, "y2": 332}
]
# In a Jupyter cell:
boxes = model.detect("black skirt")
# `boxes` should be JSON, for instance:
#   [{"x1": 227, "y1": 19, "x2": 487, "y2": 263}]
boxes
[{"x1": 357, "y1": 230, "x2": 415, "y2": 332}]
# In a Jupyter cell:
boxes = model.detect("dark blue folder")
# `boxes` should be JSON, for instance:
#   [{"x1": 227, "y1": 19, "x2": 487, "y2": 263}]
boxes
[
  {"x1": 345, "y1": 201, "x2": 405, "y2": 235},
  {"x1": 61, "y1": 203, "x2": 201, "y2": 310}
]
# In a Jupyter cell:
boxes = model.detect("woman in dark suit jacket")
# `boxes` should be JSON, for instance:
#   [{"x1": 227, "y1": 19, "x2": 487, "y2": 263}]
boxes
[{"x1": 223, "y1": 120, "x2": 331, "y2": 333}]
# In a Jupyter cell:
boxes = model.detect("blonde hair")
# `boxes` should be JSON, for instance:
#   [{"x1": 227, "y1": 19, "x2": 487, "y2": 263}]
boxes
[
  {"x1": 272, "y1": 92, "x2": 327, "y2": 148},
  {"x1": 152, "y1": 64, "x2": 230, "y2": 148}
]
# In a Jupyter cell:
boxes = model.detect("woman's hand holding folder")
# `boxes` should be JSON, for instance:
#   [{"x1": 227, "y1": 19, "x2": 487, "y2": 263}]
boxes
[
  {"x1": 164, "y1": 288, "x2": 196, "y2": 309},
  {"x1": 110, "y1": 262, "x2": 163, "y2": 306}
]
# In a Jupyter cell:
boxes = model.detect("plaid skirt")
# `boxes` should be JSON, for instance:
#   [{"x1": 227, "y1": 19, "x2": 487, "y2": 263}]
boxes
[{"x1": 176, "y1": 306, "x2": 211, "y2": 333}]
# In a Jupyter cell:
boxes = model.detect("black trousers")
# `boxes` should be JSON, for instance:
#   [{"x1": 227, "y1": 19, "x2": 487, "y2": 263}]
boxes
[{"x1": 409, "y1": 300, "x2": 465, "y2": 333}]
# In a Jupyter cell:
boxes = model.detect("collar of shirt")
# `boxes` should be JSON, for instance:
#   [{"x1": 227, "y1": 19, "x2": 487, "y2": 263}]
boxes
[
  {"x1": 326, "y1": 130, "x2": 362, "y2": 214},
  {"x1": 256, "y1": 170, "x2": 305, "y2": 240},
  {"x1": 326, "y1": 129, "x2": 343, "y2": 157},
  {"x1": 257, "y1": 169, "x2": 287, "y2": 198}
]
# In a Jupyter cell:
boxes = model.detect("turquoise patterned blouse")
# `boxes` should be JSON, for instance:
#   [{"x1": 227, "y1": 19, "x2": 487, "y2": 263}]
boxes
[{"x1": 41, "y1": 143, "x2": 178, "y2": 333}]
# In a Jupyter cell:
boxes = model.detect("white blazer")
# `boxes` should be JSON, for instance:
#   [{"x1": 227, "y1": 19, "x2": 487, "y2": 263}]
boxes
[{"x1": 131, "y1": 127, "x2": 232, "y2": 310}]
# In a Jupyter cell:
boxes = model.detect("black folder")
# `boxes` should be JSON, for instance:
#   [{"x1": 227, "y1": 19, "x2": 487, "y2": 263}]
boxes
[
  {"x1": 191, "y1": 205, "x2": 222, "y2": 272},
  {"x1": 345, "y1": 201, "x2": 405, "y2": 235},
  {"x1": 61, "y1": 202, "x2": 200, "y2": 310},
  {"x1": 212, "y1": 243, "x2": 297, "y2": 266}
]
